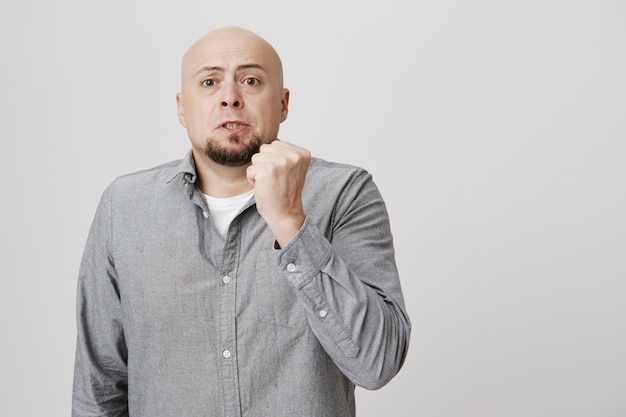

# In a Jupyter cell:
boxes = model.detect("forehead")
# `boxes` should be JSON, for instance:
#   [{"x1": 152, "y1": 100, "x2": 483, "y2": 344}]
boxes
[{"x1": 184, "y1": 33, "x2": 278, "y2": 76}]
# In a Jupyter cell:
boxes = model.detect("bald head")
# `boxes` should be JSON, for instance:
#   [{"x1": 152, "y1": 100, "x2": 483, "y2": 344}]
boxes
[
  {"x1": 181, "y1": 26, "x2": 284, "y2": 91},
  {"x1": 175, "y1": 27, "x2": 290, "y2": 172}
]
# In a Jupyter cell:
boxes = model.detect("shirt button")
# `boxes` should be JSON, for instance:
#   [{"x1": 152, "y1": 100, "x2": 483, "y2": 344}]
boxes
[
  {"x1": 202, "y1": 210, "x2": 209, "y2": 218},
  {"x1": 222, "y1": 349, "x2": 231, "y2": 359},
  {"x1": 319, "y1": 309, "x2": 328, "y2": 318},
  {"x1": 222, "y1": 275, "x2": 231, "y2": 284},
  {"x1": 287, "y1": 263, "x2": 296, "y2": 272}
]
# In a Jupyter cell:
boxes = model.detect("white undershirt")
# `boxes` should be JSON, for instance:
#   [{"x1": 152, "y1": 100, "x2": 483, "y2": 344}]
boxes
[{"x1": 203, "y1": 189, "x2": 255, "y2": 237}]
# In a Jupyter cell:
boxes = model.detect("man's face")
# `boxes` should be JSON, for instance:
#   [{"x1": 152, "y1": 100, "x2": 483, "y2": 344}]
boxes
[{"x1": 177, "y1": 29, "x2": 289, "y2": 167}]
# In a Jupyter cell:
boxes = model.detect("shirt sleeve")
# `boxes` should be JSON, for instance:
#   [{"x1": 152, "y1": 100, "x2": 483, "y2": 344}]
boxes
[
  {"x1": 276, "y1": 171, "x2": 411, "y2": 390},
  {"x1": 72, "y1": 184, "x2": 129, "y2": 416}
]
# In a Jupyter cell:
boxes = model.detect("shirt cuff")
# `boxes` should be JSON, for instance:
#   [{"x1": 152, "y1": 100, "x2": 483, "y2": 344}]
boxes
[{"x1": 276, "y1": 217, "x2": 332, "y2": 289}]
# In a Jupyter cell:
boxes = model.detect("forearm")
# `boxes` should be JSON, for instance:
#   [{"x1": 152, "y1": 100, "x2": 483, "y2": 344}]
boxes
[
  {"x1": 72, "y1": 184, "x2": 129, "y2": 415},
  {"x1": 278, "y1": 218, "x2": 411, "y2": 389}
]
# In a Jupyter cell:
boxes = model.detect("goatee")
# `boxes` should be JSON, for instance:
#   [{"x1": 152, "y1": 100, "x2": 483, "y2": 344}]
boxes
[{"x1": 204, "y1": 135, "x2": 261, "y2": 167}]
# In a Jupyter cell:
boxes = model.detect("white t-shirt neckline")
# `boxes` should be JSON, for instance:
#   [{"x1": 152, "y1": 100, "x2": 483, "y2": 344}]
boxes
[{"x1": 203, "y1": 189, "x2": 255, "y2": 237}]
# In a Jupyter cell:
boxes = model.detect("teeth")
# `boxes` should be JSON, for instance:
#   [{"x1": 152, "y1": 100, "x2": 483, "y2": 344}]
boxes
[{"x1": 224, "y1": 123, "x2": 243, "y2": 129}]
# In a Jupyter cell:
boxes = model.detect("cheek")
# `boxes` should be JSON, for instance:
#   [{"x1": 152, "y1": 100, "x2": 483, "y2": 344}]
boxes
[
  {"x1": 264, "y1": 99, "x2": 284, "y2": 121},
  {"x1": 186, "y1": 103, "x2": 213, "y2": 126}
]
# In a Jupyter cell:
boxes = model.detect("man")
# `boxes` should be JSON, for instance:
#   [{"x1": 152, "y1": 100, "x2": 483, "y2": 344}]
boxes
[{"x1": 72, "y1": 26, "x2": 410, "y2": 417}]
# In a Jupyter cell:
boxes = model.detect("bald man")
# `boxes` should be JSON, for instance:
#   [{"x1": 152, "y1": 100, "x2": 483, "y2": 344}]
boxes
[{"x1": 72, "y1": 27, "x2": 410, "y2": 417}]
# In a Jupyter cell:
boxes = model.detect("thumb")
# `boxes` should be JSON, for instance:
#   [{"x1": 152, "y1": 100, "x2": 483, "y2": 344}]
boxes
[{"x1": 246, "y1": 165, "x2": 256, "y2": 186}]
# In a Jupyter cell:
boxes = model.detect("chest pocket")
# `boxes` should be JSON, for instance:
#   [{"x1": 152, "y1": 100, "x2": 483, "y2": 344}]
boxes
[{"x1": 255, "y1": 250, "x2": 308, "y2": 329}]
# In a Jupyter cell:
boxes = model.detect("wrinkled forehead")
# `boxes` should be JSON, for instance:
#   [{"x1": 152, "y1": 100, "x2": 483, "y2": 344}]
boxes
[{"x1": 181, "y1": 31, "x2": 283, "y2": 86}]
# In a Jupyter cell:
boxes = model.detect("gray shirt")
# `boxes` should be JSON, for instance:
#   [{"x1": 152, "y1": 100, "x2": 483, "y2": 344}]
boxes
[{"x1": 72, "y1": 152, "x2": 411, "y2": 417}]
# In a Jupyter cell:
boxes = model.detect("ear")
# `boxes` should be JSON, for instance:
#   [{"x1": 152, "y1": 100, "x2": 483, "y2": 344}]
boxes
[
  {"x1": 280, "y1": 88, "x2": 289, "y2": 123},
  {"x1": 176, "y1": 92, "x2": 186, "y2": 127}
]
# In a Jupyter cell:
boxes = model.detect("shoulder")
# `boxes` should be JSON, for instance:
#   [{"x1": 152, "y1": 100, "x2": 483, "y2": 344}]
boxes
[
  {"x1": 304, "y1": 157, "x2": 378, "y2": 205},
  {"x1": 102, "y1": 159, "x2": 184, "y2": 205},
  {"x1": 308, "y1": 157, "x2": 370, "y2": 183},
  {"x1": 112, "y1": 159, "x2": 182, "y2": 188}
]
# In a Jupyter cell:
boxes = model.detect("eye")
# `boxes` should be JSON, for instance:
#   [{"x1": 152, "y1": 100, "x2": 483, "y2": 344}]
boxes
[
  {"x1": 243, "y1": 78, "x2": 259, "y2": 86},
  {"x1": 202, "y1": 79, "x2": 216, "y2": 87}
]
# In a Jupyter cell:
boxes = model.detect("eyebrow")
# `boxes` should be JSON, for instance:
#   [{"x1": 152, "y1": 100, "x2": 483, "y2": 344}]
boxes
[{"x1": 193, "y1": 64, "x2": 267, "y2": 78}]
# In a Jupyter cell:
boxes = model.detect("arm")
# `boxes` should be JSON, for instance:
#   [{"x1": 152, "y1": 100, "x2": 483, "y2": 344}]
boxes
[
  {"x1": 277, "y1": 171, "x2": 411, "y2": 389},
  {"x1": 72, "y1": 185, "x2": 129, "y2": 416},
  {"x1": 248, "y1": 141, "x2": 410, "y2": 389}
]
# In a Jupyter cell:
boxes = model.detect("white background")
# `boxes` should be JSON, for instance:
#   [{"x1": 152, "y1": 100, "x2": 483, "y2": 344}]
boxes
[{"x1": 1, "y1": 1, "x2": 625, "y2": 416}]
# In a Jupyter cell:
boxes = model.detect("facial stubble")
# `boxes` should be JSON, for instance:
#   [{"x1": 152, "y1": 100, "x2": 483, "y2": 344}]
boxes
[{"x1": 204, "y1": 135, "x2": 261, "y2": 167}]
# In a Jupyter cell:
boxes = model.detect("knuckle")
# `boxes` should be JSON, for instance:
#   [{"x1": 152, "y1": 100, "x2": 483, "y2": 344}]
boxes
[{"x1": 274, "y1": 157, "x2": 288, "y2": 170}]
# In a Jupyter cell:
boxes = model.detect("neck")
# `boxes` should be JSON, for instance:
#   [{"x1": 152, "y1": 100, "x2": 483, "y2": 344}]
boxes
[{"x1": 192, "y1": 150, "x2": 253, "y2": 198}]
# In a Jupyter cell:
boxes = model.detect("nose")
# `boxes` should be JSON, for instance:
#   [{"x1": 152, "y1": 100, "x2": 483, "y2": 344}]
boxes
[
  {"x1": 220, "y1": 82, "x2": 242, "y2": 108},
  {"x1": 221, "y1": 99, "x2": 240, "y2": 108}
]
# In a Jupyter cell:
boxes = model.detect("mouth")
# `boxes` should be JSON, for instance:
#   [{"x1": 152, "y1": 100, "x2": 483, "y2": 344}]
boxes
[{"x1": 220, "y1": 121, "x2": 248, "y2": 131}]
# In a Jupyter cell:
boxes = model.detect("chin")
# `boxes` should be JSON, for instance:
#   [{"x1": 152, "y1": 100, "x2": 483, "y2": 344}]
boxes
[{"x1": 204, "y1": 135, "x2": 261, "y2": 167}]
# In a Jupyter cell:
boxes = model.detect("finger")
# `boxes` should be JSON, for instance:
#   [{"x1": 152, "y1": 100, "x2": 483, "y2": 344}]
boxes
[
  {"x1": 246, "y1": 165, "x2": 257, "y2": 186},
  {"x1": 259, "y1": 140, "x2": 296, "y2": 155},
  {"x1": 257, "y1": 143, "x2": 307, "y2": 166}
]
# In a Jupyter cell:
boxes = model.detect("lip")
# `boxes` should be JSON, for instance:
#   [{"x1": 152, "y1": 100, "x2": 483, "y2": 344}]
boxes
[{"x1": 217, "y1": 120, "x2": 250, "y2": 133}]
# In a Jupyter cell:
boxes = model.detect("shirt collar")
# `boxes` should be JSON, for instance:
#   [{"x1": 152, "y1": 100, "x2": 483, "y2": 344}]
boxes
[
  {"x1": 166, "y1": 150, "x2": 197, "y2": 185},
  {"x1": 165, "y1": 151, "x2": 257, "y2": 209}
]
